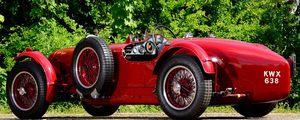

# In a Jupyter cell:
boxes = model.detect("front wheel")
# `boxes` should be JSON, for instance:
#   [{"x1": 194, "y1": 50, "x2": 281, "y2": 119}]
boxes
[
  {"x1": 6, "y1": 62, "x2": 49, "y2": 119},
  {"x1": 156, "y1": 55, "x2": 212, "y2": 119},
  {"x1": 233, "y1": 103, "x2": 276, "y2": 117},
  {"x1": 82, "y1": 101, "x2": 119, "y2": 116}
]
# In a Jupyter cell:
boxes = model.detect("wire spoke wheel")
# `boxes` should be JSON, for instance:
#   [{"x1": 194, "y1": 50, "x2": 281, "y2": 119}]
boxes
[
  {"x1": 76, "y1": 47, "x2": 100, "y2": 88},
  {"x1": 157, "y1": 55, "x2": 212, "y2": 119},
  {"x1": 72, "y1": 36, "x2": 115, "y2": 98},
  {"x1": 12, "y1": 71, "x2": 38, "y2": 111},
  {"x1": 164, "y1": 66, "x2": 196, "y2": 110},
  {"x1": 7, "y1": 62, "x2": 49, "y2": 119}
]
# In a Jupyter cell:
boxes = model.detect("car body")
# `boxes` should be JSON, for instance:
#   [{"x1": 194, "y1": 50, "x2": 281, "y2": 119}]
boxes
[
  {"x1": 50, "y1": 37, "x2": 290, "y2": 103},
  {"x1": 6, "y1": 28, "x2": 295, "y2": 119}
]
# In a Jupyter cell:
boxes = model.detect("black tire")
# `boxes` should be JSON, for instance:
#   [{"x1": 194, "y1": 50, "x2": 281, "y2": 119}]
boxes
[
  {"x1": 156, "y1": 55, "x2": 212, "y2": 119},
  {"x1": 82, "y1": 101, "x2": 119, "y2": 116},
  {"x1": 6, "y1": 62, "x2": 49, "y2": 119},
  {"x1": 233, "y1": 103, "x2": 276, "y2": 117},
  {"x1": 72, "y1": 36, "x2": 115, "y2": 98}
]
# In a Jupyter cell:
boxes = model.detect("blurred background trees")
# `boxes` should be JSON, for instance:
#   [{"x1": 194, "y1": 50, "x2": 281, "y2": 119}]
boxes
[{"x1": 0, "y1": 0, "x2": 299, "y2": 108}]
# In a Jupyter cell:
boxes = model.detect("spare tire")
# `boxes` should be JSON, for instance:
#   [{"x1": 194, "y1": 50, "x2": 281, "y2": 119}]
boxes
[{"x1": 72, "y1": 35, "x2": 115, "y2": 98}]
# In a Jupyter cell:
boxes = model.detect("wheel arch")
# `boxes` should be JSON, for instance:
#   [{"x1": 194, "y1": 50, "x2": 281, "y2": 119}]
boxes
[
  {"x1": 154, "y1": 42, "x2": 215, "y2": 75},
  {"x1": 15, "y1": 50, "x2": 57, "y2": 103}
]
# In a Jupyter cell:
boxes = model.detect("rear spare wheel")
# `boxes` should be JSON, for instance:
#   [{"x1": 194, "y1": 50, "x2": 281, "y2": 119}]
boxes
[{"x1": 72, "y1": 36, "x2": 115, "y2": 98}]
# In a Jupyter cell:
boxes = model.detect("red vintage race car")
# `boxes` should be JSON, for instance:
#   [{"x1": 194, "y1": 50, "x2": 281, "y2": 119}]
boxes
[{"x1": 6, "y1": 26, "x2": 296, "y2": 119}]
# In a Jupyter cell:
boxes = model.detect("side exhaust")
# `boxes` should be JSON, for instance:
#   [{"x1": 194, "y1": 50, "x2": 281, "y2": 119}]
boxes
[{"x1": 287, "y1": 53, "x2": 296, "y2": 78}]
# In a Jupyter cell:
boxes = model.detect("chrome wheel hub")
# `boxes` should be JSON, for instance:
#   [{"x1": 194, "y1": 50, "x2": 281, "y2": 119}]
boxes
[
  {"x1": 17, "y1": 87, "x2": 26, "y2": 96},
  {"x1": 172, "y1": 81, "x2": 181, "y2": 95}
]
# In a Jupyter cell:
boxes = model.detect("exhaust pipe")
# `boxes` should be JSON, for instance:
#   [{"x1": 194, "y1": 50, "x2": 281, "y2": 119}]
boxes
[{"x1": 287, "y1": 53, "x2": 296, "y2": 78}]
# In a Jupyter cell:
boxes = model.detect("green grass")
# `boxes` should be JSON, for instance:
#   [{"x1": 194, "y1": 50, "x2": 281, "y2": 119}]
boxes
[
  {"x1": 206, "y1": 106, "x2": 235, "y2": 112},
  {"x1": 0, "y1": 102, "x2": 299, "y2": 114},
  {"x1": 0, "y1": 104, "x2": 10, "y2": 114},
  {"x1": 46, "y1": 102, "x2": 85, "y2": 114},
  {"x1": 118, "y1": 105, "x2": 161, "y2": 113},
  {"x1": 47, "y1": 105, "x2": 236, "y2": 114}
]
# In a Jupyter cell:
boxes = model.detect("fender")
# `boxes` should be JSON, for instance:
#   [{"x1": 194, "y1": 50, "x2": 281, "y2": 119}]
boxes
[
  {"x1": 169, "y1": 41, "x2": 215, "y2": 74},
  {"x1": 15, "y1": 48, "x2": 57, "y2": 102}
]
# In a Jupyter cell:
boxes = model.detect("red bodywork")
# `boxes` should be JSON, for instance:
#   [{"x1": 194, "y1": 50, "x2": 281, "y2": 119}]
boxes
[
  {"x1": 16, "y1": 37, "x2": 290, "y2": 105},
  {"x1": 16, "y1": 49, "x2": 57, "y2": 102}
]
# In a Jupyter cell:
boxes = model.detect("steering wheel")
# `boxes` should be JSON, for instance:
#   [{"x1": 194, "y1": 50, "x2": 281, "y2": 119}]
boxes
[{"x1": 151, "y1": 25, "x2": 176, "y2": 44}]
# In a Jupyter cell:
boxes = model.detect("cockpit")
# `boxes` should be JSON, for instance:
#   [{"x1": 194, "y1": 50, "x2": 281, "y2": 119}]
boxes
[{"x1": 123, "y1": 25, "x2": 175, "y2": 61}]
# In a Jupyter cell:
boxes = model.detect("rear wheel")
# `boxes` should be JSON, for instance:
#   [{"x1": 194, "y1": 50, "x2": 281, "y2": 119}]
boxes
[
  {"x1": 72, "y1": 36, "x2": 115, "y2": 98},
  {"x1": 82, "y1": 102, "x2": 119, "y2": 116},
  {"x1": 157, "y1": 55, "x2": 212, "y2": 119},
  {"x1": 233, "y1": 103, "x2": 276, "y2": 117},
  {"x1": 6, "y1": 62, "x2": 49, "y2": 119}
]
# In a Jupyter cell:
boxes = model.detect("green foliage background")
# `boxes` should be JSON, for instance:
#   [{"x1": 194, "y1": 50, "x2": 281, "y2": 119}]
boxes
[{"x1": 0, "y1": 0, "x2": 299, "y2": 110}]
